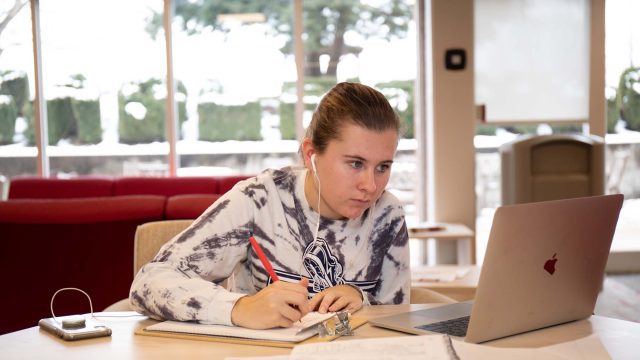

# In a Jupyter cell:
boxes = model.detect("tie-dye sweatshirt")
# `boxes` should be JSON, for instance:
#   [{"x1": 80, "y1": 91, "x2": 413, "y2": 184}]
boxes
[{"x1": 129, "y1": 166, "x2": 410, "y2": 325}]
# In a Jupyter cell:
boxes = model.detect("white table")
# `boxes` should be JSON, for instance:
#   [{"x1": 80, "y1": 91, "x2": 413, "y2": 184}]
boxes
[
  {"x1": 1, "y1": 306, "x2": 639, "y2": 360},
  {"x1": 409, "y1": 223, "x2": 475, "y2": 265}
]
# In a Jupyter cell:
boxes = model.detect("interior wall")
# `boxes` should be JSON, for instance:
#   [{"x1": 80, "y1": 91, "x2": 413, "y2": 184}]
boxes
[{"x1": 428, "y1": 0, "x2": 476, "y2": 263}]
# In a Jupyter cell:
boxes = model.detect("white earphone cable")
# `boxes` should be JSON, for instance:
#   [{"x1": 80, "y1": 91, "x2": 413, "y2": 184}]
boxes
[
  {"x1": 50, "y1": 287, "x2": 94, "y2": 324},
  {"x1": 49, "y1": 287, "x2": 144, "y2": 323},
  {"x1": 300, "y1": 156, "x2": 322, "y2": 277},
  {"x1": 313, "y1": 162, "x2": 321, "y2": 244}
]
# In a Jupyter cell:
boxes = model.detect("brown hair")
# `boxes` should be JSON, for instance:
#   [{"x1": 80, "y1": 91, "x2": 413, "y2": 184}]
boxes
[{"x1": 305, "y1": 82, "x2": 401, "y2": 154}]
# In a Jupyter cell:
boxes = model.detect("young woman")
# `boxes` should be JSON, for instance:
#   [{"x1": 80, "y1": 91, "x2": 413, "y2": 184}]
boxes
[{"x1": 129, "y1": 82, "x2": 410, "y2": 330}]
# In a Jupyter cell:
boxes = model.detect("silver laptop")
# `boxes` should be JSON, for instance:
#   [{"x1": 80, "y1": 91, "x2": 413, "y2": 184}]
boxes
[{"x1": 370, "y1": 194, "x2": 624, "y2": 343}]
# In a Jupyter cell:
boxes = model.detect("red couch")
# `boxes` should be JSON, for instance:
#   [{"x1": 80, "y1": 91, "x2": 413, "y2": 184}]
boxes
[{"x1": 0, "y1": 175, "x2": 251, "y2": 335}]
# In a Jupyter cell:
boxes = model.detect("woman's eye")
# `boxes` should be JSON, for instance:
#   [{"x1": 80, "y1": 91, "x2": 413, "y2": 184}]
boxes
[
  {"x1": 349, "y1": 161, "x2": 363, "y2": 169},
  {"x1": 376, "y1": 164, "x2": 390, "y2": 173}
]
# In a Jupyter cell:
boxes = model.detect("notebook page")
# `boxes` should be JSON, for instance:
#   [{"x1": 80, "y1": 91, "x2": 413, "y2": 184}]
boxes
[{"x1": 289, "y1": 334, "x2": 459, "y2": 360}]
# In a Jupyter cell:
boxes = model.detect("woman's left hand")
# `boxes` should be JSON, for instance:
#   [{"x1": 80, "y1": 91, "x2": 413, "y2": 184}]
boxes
[{"x1": 309, "y1": 285, "x2": 363, "y2": 314}]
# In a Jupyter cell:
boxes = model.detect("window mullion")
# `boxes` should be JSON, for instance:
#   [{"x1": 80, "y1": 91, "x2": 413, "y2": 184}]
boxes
[{"x1": 30, "y1": 0, "x2": 49, "y2": 177}]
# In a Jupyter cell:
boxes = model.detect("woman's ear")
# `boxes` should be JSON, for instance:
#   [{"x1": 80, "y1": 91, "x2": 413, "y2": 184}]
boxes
[{"x1": 301, "y1": 138, "x2": 315, "y2": 169}]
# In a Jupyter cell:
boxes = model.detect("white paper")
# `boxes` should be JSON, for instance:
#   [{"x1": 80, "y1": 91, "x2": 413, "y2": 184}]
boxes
[
  {"x1": 288, "y1": 334, "x2": 458, "y2": 360},
  {"x1": 224, "y1": 334, "x2": 612, "y2": 360},
  {"x1": 452, "y1": 340, "x2": 567, "y2": 360}
]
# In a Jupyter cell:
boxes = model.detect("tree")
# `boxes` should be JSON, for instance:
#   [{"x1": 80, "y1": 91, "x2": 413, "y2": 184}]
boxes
[
  {"x1": 615, "y1": 66, "x2": 640, "y2": 132},
  {"x1": 0, "y1": 0, "x2": 28, "y2": 59},
  {"x1": 146, "y1": 0, "x2": 411, "y2": 77}
]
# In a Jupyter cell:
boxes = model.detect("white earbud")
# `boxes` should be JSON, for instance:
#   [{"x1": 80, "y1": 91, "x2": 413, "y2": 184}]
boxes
[
  {"x1": 311, "y1": 154, "x2": 317, "y2": 174},
  {"x1": 301, "y1": 153, "x2": 322, "y2": 276}
]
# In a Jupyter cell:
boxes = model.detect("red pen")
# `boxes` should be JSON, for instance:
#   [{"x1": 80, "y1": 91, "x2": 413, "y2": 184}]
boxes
[{"x1": 249, "y1": 235, "x2": 279, "y2": 282}]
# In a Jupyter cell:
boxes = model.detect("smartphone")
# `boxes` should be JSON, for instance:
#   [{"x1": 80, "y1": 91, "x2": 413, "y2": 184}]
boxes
[{"x1": 39, "y1": 316, "x2": 111, "y2": 341}]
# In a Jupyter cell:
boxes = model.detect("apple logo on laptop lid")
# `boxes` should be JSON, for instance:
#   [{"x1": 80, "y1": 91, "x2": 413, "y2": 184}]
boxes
[{"x1": 544, "y1": 253, "x2": 558, "y2": 275}]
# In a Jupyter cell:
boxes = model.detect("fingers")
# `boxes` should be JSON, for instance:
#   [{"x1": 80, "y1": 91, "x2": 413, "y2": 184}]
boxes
[
  {"x1": 318, "y1": 292, "x2": 337, "y2": 313},
  {"x1": 309, "y1": 285, "x2": 364, "y2": 313},
  {"x1": 285, "y1": 291, "x2": 311, "y2": 315},
  {"x1": 231, "y1": 281, "x2": 311, "y2": 329},
  {"x1": 267, "y1": 282, "x2": 310, "y2": 326},
  {"x1": 298, "y1": 277, "x2": 310, "y2": 316},
  {"x1": 327, "y1": 297, "x2": 349, "y2": 312},
  {"x1": 274, "y1": 279, "x2": 311, "y2": 314},
  {"x1": 278, "y1": 301, "x2": 305, "y2": 324},
  {"x1": 273, "y1": 278, "x2": 309, "y2": 298},
  {"x1": 308, "y1": 293, "x2": 327, "y2": 313},
  {"x1": 231, "y1": 280, "x2": 368, "y2": 329},
  {"x1": 310, "y1": 290, "x2": 340, "y2": 313}
]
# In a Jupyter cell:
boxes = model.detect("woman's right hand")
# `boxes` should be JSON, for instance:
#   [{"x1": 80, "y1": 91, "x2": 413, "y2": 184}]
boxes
[{"x1": 230, "y1": 278, "x2": 310, "y2": 329}]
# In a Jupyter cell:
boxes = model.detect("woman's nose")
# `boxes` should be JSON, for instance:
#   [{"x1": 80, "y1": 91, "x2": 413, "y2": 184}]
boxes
[{"x1": 358, "y1": 169, "x2": 377, "y2": 193}]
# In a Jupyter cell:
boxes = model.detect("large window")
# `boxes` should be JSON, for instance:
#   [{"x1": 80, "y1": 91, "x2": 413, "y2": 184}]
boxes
[
  {"x1": 299, "y1": 0, "x2": 418, "y2": 219},
  {"x1": 38, "y1": 0, "x2": 166, "y2": 177},
  {"x1": 0, "y1": 1, "x2": 36, "y2": 177},
  {"x1": 0, "y1": 0, "x2": 419, "y2": 218},
  {"x1": 170, "y1": 1, "x2": 298, "y2": 176},
  {"x1": 603, "y1": 0, "x2": 640, "y2": 253}
]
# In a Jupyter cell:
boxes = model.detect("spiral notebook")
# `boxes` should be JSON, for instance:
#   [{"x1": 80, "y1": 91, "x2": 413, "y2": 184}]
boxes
[
  {"x1": 145, "y1": 312, "x2": 335, "y2": 342},
  {"x1": 137, "y1": 311, "x2": 368, "y2": 348}
]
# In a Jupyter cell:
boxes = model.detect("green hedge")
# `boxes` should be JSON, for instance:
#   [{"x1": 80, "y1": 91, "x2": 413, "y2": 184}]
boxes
[
  {"x1": 46, "y1": 98, "x2": 76, "y2": 144},
  {"x1": 476, "y1": 125, "x2": 497, "y2": 136},
  {"x1": 12, "y1": 97, "x2": 102, "y2": 145},
  {"x1": 0, "y1": 72, "x2": 29, "y2": 117},
  {"x1": 74, "y1": 99, "x2": 102, "y2": 144},
  {"x1": 0, "y1": 98, "x2": 17, "y2": 144},
  {"x1": 118, "y1": 79, "x2": 187, "y2": 144},
  {"x1": 0, "y1": 72, "x2": 30, "y2": 145},
  {"x1": 23, "y1": 100, "x2": 35, "y2": 145},
  {"x1": 606, "y1": 96, "x2": 618, "y2": 133},
  {"x1": 198, "y1": 102, "x2": 261, "y2": 141},
  {"x1": 39, "y1": 97, "x2": 102, "y2": 145},
  {"x1": 279, "y1": 101, "x2": 317, "y2": 140},
  {"x1": 279, "y1": 101, "x2": 295, "y2": 140},
  {"x1": 616, "y1": 67, "x2": 640, "y2": 131},
  {"x1": 119, "y1": 95, "x2": 165, "y2": 144}
]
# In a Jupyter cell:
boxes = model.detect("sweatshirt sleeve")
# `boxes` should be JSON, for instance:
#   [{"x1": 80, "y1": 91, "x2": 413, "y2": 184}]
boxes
[
  {"x1": 365, "y1": 211, "x2": 411, "y2": 305},
  {"x1": 129, "y1": 184, "x2": 256, "y2": 325}
]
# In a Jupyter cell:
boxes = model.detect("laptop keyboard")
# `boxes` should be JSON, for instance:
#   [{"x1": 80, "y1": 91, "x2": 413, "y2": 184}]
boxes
[{"x1": 415, "y1": 316, "x2": 470, "y2": 337}]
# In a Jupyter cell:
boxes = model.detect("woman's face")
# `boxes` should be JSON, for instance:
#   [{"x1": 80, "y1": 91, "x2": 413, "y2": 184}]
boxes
[{"x1": 305, "y1": 123, "x2": 398, "y2": 220}]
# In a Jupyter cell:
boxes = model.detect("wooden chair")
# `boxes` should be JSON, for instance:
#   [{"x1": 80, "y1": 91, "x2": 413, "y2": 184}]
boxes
[{"x1": 104, "y1": 219, "x2": 193, "y2": 311}]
